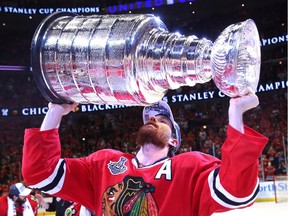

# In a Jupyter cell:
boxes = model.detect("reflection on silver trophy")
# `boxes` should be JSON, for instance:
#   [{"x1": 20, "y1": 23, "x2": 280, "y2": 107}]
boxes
[{"x1": 31, "y1": 12, "x2": 261, "y2": 105}]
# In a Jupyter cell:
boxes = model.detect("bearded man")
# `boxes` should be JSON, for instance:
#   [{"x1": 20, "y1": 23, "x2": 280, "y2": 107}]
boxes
[
  {"x1": 0, "y1": 183, "x2": 38, "y2": 216},
  {"x1": 22, "y1": 90, "x2": 268, "y2": 216}
]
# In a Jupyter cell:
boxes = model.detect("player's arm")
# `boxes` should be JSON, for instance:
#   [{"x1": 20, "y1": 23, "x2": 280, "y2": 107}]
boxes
[
  {"x1": 22, "y1": 102, "x2": 95, "y2": 210},
  {"x1": 204, "y1": 89, "x2": 268, "y2": 213},
  {"x1": 23, "y1": 102, "x2": 79, "y2": 185}
]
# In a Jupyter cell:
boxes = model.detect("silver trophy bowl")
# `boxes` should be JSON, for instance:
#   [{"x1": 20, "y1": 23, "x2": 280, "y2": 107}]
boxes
[{"x1": 31, "y1": 12, "x2": 261, "y2": 105}]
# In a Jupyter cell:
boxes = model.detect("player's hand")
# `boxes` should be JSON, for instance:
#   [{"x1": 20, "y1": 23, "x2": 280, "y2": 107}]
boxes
[
  {"x1": 40, "y1": 102, "x2": 79, "y2": 131},
  {"x1": 48, "y1": 102, "x2": 79, "y2": 116},
  {"x1": 229, "y1": 87, "x2": 259, "y2": 115}
]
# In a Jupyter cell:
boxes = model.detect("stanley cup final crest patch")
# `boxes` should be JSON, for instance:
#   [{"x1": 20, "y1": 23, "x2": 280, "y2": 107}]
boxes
[{"x1": 108, "y1": 157, "x2": 128, "y2": 175}]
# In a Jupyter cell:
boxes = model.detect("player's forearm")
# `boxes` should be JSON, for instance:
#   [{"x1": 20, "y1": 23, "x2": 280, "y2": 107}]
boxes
[
  {"x1": 228, "y1": 90, "x2": 259, "y2": 134},
  {"x1": 228, "y1": 106, "x2": 244, "y2": 133},
  {"x1": 40, "y1": 107, "x2": 64, "y2": 131}
]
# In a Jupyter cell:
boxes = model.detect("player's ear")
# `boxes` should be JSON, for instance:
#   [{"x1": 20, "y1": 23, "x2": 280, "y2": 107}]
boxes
[{"x1": 168, "y1": 138, "x2": 178, "y2": 148}]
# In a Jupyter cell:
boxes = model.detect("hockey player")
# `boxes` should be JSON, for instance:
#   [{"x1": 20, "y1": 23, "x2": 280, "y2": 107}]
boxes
[
  {"x1": 0, "y1": 183, "x2": 38, "y2": 216},
  {"x1": 22, "y1": 89, "x2": 268, "y2": 215}
]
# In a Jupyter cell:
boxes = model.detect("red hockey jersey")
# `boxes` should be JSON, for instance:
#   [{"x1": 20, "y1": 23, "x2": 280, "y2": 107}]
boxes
[{"x1": 22, "y1": 125, "x2": 268, "y2": 216}]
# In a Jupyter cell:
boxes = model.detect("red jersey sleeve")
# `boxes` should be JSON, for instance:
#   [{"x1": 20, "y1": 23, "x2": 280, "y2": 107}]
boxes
[
  {"x1": 22, "y1": 128, "x2": 94, "y2": 209},
  {"x1": 219, "y1": 125, "x2": 268, "y2": 196},
  {"x1": 203, "y1": 125, "x2": 268, "y2": 214},
  {"x1": 22, "y1": 128, "x2": 61, "y2": 185}
]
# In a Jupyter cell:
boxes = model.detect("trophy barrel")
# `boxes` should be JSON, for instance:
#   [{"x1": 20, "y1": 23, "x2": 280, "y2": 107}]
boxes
[
  {"x1": 31, "y1": 12, "x2": 76, "y2": 104},
  {"x1": 30, "y1": 12, "x2": 170, "y2": 106}
]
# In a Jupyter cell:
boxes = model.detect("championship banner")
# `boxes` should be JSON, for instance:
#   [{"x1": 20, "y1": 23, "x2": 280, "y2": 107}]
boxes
[
  {"x1": 0, "y1": 0, "x2": 195, "y2": 15},
  {"x1": 0, "y1": 6, "x2": 100, "y2": 14},
  {"x1": 0, "y1": 80, "x2": 286, "y2": 117}
]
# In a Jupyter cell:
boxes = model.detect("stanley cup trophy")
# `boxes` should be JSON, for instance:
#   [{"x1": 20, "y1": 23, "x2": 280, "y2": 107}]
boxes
[{"x1": 31, "y1": 12, "x2": 261, "y2": 106}]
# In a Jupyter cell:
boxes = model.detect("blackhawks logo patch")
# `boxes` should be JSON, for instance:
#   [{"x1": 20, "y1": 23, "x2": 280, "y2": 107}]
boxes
[{"x1": 102, "y1": 176, "x2": 158, "y2": 216}]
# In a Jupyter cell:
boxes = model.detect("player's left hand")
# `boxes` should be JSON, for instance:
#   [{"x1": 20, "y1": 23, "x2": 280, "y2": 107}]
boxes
[{"x1": 229, "y1": 87, "x2": 259, "y2": 115}]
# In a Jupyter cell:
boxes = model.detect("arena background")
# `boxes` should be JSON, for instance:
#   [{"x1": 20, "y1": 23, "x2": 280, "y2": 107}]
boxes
[{"x1": 0, "y1": 0, "x2": 287, "y2": 214}]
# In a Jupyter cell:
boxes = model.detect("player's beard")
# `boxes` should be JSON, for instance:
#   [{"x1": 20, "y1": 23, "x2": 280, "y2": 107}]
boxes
[
  {"x1": 15, "y1": 196, "x2": 26, "y2": 207},
  {"x1": 137, "y1": 122, "x2": 171, "y2": 148}
]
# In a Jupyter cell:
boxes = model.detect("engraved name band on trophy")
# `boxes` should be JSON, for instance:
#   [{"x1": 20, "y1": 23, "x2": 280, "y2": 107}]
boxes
[{"x1": 31, "y1": 12, "x2": 261, "y2": 106}]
